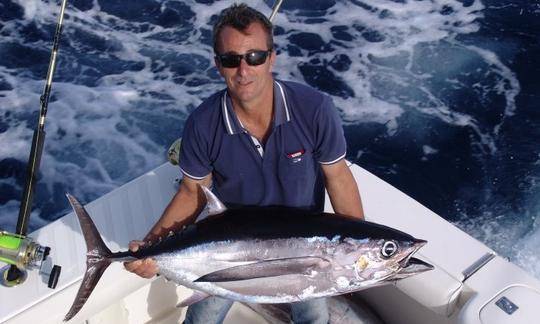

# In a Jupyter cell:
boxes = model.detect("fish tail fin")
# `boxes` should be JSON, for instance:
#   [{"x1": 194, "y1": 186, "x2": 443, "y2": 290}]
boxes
[
  {"x1": 63, "y1": 258, "x2": 111, "y2": 321},
  {"x1": 64, "y1": 193, "x2": 113, "y2": 322}
]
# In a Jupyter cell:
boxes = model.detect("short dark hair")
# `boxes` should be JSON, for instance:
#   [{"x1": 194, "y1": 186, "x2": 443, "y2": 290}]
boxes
[{"x1": 212, "y1": 3, "x2": 273, "y2": 54}]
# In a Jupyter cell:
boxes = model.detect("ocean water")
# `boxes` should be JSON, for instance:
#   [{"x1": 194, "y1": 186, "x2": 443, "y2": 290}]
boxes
[{"x1": 0, "y1": 0, "x2": 538, "y2": 279}]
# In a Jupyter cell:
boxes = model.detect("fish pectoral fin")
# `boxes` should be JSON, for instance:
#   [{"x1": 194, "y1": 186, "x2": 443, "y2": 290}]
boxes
[
  {"x1": 176, "y1": 290, "x2": 211, "y2": 307},
  {"x1": 194, "y1": 256, "x2": 330, "y2": 282}
]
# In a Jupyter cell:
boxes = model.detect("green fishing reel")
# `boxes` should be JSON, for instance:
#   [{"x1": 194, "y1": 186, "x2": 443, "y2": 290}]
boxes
[
  {"x1": 0, "y1": 231, "x2": 61, "y2": 289},
  {"x1": 167, "y1": 137, "x2": 182, "y2": 166}
]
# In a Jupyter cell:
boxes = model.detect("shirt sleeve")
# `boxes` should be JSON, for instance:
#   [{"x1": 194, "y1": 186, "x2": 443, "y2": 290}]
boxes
[
  {"x1": 178, "y1": 114, "x2": 212, "y2": 179},
  {"x1": 312, "y1": 95, "x2": 347, "y2": 164}
]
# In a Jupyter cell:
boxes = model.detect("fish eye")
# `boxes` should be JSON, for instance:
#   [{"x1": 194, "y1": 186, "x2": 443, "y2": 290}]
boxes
[{"x1": 381, "y1": 241, "x2": 399, "y2": 258}]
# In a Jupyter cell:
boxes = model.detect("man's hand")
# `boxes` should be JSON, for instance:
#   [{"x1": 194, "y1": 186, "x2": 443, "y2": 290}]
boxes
[
  {"x1": 124, "y1": 175, "x2": 211, "y2": 279},
  {"x1": 124, "y1": 240, "x2": 159, "y2": 278}
]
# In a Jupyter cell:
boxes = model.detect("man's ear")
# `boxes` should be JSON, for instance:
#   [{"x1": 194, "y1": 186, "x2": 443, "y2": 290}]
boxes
[
  {"x1": 268, "y1": 50, "x2": 276, "y2": 72},
  {"x1": 214, "y1": 57, "x2": 224, "y2": 77}
]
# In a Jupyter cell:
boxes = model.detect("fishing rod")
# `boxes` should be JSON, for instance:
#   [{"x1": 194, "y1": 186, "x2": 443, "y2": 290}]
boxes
[
  {"x1": 269, "y1": 0, "x2": 284, "y2": 22},
  {"x1": 0, "y1": 0, "x2": 67, "y2": 288}
]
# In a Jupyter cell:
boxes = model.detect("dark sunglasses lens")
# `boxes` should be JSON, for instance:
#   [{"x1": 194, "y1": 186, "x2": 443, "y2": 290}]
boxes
[
  {"x1": 219, "y1": 54, "x2": 242, "y2": 68},
  {"x1": 218, "y1": 51, "x2": 270, "y2": 68},
  {"x1": 245, "y1": 51, "x2": 269, "y2": 66}
]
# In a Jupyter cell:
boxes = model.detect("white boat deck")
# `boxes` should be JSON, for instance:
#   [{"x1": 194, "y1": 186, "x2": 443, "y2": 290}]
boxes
[{"x1": 1, "y1": 162, "x2": 539, "y2": 324}]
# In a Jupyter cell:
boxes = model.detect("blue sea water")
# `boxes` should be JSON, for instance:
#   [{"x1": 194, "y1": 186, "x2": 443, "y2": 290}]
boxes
[{"x1": 0, "y1": 0, "x2": 539, "y2": 279}]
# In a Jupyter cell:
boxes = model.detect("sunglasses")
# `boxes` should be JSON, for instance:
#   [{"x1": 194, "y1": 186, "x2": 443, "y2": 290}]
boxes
[{"x1": 216, "y1": 50, "x2": 272, "y2": 68}]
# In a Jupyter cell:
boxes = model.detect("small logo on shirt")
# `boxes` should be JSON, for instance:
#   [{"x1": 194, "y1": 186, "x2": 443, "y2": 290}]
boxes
[{"x1": 287, "y1": 149, "x2": 305, "y2": 163}]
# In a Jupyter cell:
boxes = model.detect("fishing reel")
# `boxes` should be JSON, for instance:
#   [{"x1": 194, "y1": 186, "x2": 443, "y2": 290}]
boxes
[{"x1": 0, "y1": 231, "x2": 61, "y2": 289}]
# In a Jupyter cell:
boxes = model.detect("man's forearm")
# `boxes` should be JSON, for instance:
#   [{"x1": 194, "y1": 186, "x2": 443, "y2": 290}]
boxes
[
  {"x1": 145, "y1": 178, "x2": 209, "y2": 241},
  {"x1": 323, "y1": 161, "x2": 365, "y2": 220},
  {"x1": 328, "y1": 177, "x2": 364, "y2": 219}
]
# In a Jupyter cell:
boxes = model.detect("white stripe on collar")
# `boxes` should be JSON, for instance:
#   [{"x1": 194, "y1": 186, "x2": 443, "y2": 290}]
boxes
[
  {"x1": 222, "y1": 92, "x2": 234, "y2": 135},
  {"x1": 275, "y1": 81, "x2": 291, "y2": 122}
]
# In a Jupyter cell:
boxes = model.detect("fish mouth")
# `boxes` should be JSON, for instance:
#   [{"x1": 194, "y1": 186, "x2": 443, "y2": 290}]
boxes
[
  {"x1": 400, "y1": 257, "x2": 434, "y2": 273},
  {"x1": 397, "y1": 239, "x2": 433, "y2": 276}
]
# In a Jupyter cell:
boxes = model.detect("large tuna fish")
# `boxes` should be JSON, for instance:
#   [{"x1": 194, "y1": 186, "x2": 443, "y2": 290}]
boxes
[{"x1": 63, "y1": 187, "x2": 432, "y2": 321}]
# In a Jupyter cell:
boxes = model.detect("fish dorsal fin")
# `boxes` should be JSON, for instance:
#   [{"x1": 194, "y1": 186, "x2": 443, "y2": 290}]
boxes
[
  {"x1": 200, "y1": 185, "x2": 227, "y2": 216},
  {"x1": 194, "y1": 257, "x2": 331, "y2": 282}
]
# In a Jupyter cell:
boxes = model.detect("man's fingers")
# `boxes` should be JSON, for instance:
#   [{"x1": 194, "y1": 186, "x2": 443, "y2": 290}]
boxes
[
  {"x1": 128, "y1": 240, "x2": 146, "y2": 252},
  {"x1": 124, "y1": 258, "x2": 158, "y2": 278},
  {"x1": 138, "y1": 265, "x2": 158, "y2": 278},
  {"x1": 124, "y1": 240, "x2": 159, "y2": 278},
  {"x1": 124, "y1": 259, "x2": 143, "y2": 272},
  {"x1": 141, "y1": 258, "x2": 159, "y2": 277}
]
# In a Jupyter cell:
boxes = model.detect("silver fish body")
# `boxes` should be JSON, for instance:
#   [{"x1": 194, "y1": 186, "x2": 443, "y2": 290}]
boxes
[
  {"x1": 63, "y1": 188, "x2": 432, "y2": 321},
  {"x1": 156, "y1": 229, "x2": 418, "y2": 303}
]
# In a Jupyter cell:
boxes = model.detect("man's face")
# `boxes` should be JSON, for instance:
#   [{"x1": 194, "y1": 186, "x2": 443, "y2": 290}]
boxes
[{"x1": 215, "y1": 22, "x2": 275, "y2": 107}]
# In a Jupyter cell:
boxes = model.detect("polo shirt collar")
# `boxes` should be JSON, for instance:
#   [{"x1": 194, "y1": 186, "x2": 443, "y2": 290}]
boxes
[{"x1": 221, "y1": 80, "x2": 291, "y2": 135}]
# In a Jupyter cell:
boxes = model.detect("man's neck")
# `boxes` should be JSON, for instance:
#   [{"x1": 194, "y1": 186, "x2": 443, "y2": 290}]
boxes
[{"x1": 231, "y1": 82, "x2": 274, "y2": 144}]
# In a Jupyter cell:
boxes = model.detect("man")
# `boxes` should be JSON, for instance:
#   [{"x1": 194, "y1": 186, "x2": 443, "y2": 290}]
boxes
[{"x1": 126, "y1": 3, "x2": 364, "y2": 324}]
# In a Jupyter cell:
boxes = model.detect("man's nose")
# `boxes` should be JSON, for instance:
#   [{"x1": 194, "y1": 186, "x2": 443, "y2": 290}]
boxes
[{"x1": 236, "y1": 58, "x2": 250, "y2": 75}]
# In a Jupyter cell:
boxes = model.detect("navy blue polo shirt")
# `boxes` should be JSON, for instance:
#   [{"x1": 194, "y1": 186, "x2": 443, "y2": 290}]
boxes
[{"x1": 178, "y1": 80, "x2": 346, "y2": 212}]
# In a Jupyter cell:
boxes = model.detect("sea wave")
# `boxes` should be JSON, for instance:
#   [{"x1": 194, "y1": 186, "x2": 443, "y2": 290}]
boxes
[{"x1": 0, "y1": 0, "x2": 538, "y2": 281}]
